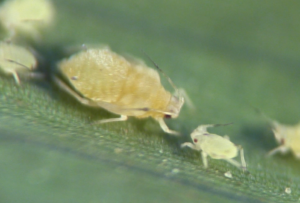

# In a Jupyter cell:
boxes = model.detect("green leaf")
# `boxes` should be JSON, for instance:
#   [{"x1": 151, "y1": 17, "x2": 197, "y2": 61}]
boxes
[{"x1": 1, "y1": 0, "x2": 300, "y2": 202}]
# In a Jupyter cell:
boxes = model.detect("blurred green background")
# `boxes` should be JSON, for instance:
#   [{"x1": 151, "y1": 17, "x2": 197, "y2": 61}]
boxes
[{"x1": 1, "y1": 0, "x2": 300, "y2": 202}]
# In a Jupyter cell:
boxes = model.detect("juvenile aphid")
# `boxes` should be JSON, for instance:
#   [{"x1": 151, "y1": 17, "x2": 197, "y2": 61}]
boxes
[
  {"x1": 181, "y1": 124, "x2": 247, "y2": 170},
  {"x1": 253, "y1": 108, "x2": 300, "y2": 159},
  {"x1": 267, "y1": 121, "x2": 300, "y2": 159},
  {"x1": 0, "y1": 41, "x2": 37, "y2": 84},
  {"x1": 0, "y1": 0, "x2": 55, "y2": 40},
  {"x1": 54, "y1": 47, "x2": 184, "y2": 135}
]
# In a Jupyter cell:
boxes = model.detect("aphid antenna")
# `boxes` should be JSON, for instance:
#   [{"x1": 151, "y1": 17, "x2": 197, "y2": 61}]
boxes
[
  {"x1": 212, "y1": 123, "x2": 234, "y2": 128},
  {"x1": 248, "y1": 104, "x2": 274, "y2": 124},
  {"x1": 194, "y1": 123, "x2": 233, "y2": 134},
  {"x1": 122, "y1": 107, "x2": 177, "y2": 116},
  {"x1": 141, "y1": 50, "x2": 179, "y2": 93},
  {"x1": 5, "y1": 59, "x2": 30, "y2": 69}
]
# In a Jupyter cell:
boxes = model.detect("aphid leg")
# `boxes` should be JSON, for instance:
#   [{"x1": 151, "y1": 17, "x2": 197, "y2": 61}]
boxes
[
  {"x1": 224, "y1": 158, "x2": 241, "y2": 168},
  {"x1": 193, "y1": 124, "x2": 233, "y2": 136},
  {"x1": 239, "y1": 146, "x2": 247, "y2": 171},
  {"x1": 156, "y1": 118, "x2": 179, "y2": 135},
  {"x1": 177, "y1": 88, "x2": 195, "y2": 109},
  {"x1": 53, "y1": 76, "x2": 92, "y2": 106},
  {"x1": 201, "y1": 151, "x2": 208, "y2": 168},
  {"x1": 223, "y1": 135, "x2": 230, "y2": 140},
  {"x1": 225, "y1": 146, "x2": 247, "y2": 171},
  {"x1": 181, "y1": 142, "x2": 198, "y2": 150},
  {"x1": 11, "y1": 71, "x2": 21, "y2": 84},
  {"x1": 93, "y1": 115, "x2": 128, "y2": 124},
  {"x1": 267, "y1": 145, "x2": 289, "y2": 157}
]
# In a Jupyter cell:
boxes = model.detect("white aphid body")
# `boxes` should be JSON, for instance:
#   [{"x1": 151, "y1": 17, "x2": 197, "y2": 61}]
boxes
[
  {"x1": 0, "y1": 0, "x2": 55, "y2": 39},
  {"x1": 181, "y1": 124, "x2": 247, "y2": 170},
  {"x1": 54, "y1": 47, "x2": 184, "y2": 135},
  {"x1": 268, "y1": 121, "x2": 300, "y2": 159},
  {"x1": 0, "y1": 41, "x2": 37, "y2": 84}
]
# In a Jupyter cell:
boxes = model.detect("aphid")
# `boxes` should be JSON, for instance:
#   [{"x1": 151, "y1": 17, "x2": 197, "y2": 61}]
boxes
[
  {"x1": 54, "y1": 47, "x2": 185, "y2": 135},
  {"x1": 253, "y1": 107, "x2": 300, "y2": 159},
  {"x1": 181, "y1": 124, "x2": 247, "y2": 170},
  {"x1": 0, "y1": 41, "x2": 37, "y2": 84},
  {"x1": 0, "y1": 0, "x2": 55, "y2": 40},
  {"x1": 267, "y1": 121, "x2": 300, "y2": 159}
]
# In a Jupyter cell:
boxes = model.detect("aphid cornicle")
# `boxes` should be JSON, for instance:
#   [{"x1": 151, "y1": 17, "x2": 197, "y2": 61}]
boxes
[
  {"x1": 268, "y1": 121, "x2": 300, "y2": 159},
  {"x1": 0, "y1": 41, "x2": 37, "y2": 84},
  {"x1": 54, "y1": 47, "x2": 184, "y2": 135},
  {"x1": 181, "y1": 124, "x2": 247, "y2": 171}
]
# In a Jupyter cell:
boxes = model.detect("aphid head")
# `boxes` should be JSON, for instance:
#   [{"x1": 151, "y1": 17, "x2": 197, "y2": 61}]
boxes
[
  {"x1": 190, "y1": 123, "x2": 232, "y2": 143},
  {"x1": 189, "y1": 125, "x2": 211, "y2": 145},
  {"x1": 164, "y1": 93, "x2": 184, "y2": 119},
  {"x1": 142, "y1": 52, "x2": 185, "y2": 119},
  {"x1": 272, "y1": 121, "x2": 287, "y2": 145}
]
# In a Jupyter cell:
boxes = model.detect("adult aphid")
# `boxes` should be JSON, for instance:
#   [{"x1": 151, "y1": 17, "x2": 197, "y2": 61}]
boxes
[
  {"x1": 0, "y1": 41, "x2": 37, "y2": 84},
  {"x1": 54, "y1": 47, "x2": 185, "y2": 135},
  {"x1": 181, "y1": 124, "x2": 247, "y2": 171}
]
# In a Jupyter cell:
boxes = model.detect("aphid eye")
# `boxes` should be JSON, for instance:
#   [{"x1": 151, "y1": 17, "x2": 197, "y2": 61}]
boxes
[
  {"x1": 164, "y1": 114, "x2": 172, "y2": 119},
  {"x1": 193, "y1": 138, "x2": 198, "y2": 143}
]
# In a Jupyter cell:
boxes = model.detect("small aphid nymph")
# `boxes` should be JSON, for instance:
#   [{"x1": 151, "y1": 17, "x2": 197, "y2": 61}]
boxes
[
  {"x1": 54, "y1": 47, "x2": 185, "y2": 135},
  {"x1": 181, "y1": 124, "x2": 247, "y2": 170},
  {"x1": 267, "y1": 121, "x2": 300, "y2": 159},
  {"x1": 0, "y1": 41, "x2": 37, "y2": 84},
  {"x1": 0, "y1": 0, "x2": 55, "y2": 40}
]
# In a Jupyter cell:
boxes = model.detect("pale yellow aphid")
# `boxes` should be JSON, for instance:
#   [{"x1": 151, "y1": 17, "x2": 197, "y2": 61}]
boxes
[
  {"x1": 0, "y1": 0, "x2": 55, "y2": 40},
  {"x1": 0, "y1": 41, "x2": 37, "y2": 84},
  {"x1": 254, "y1": 108, "x2": 300, "y2": 159},
  {"x1": 267, "y1": 121, "x2": 300, "y2": 159},
  {"x1": 54, "y1": 47, "x2": 185, "y2": 135},
  {"x1": 181, "y1": 124, "x2": 247, "y2": 170}
]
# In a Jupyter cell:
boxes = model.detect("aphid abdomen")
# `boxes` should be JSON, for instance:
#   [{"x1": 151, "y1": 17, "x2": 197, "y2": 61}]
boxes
[
  {"x1": 58, "y1": 49, "x2": 131, "y2": 103},
  {"x1": 58, "y1": 48, "x2": 172, "y2": 118},
  {"x1": 115, "y1": 63, "x2": 172, "y2": 118},
  {"x1": 201, "y1": 135, "x2": 238, "y2": 159}
]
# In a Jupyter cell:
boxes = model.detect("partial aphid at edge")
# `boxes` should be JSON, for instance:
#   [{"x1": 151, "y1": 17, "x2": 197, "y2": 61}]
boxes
[
  {"x1": 53, "y1": 47, "x2": 186, "y2": 135},
  {"x1": 0, "y1": 0, "x2": 55, "y2": 40},
  {"x1": 267, "y1": 121, "x2": 300, "y2": 159},
  {"x1": 253, "y1": 107, "x2": 300, "y2": 159},
  {"x1": 181, "y1": 124, "x2": 247, "y2": 171},
  {"x1": 0, "y1": 41, "x2": 37, "y2": 84}
]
